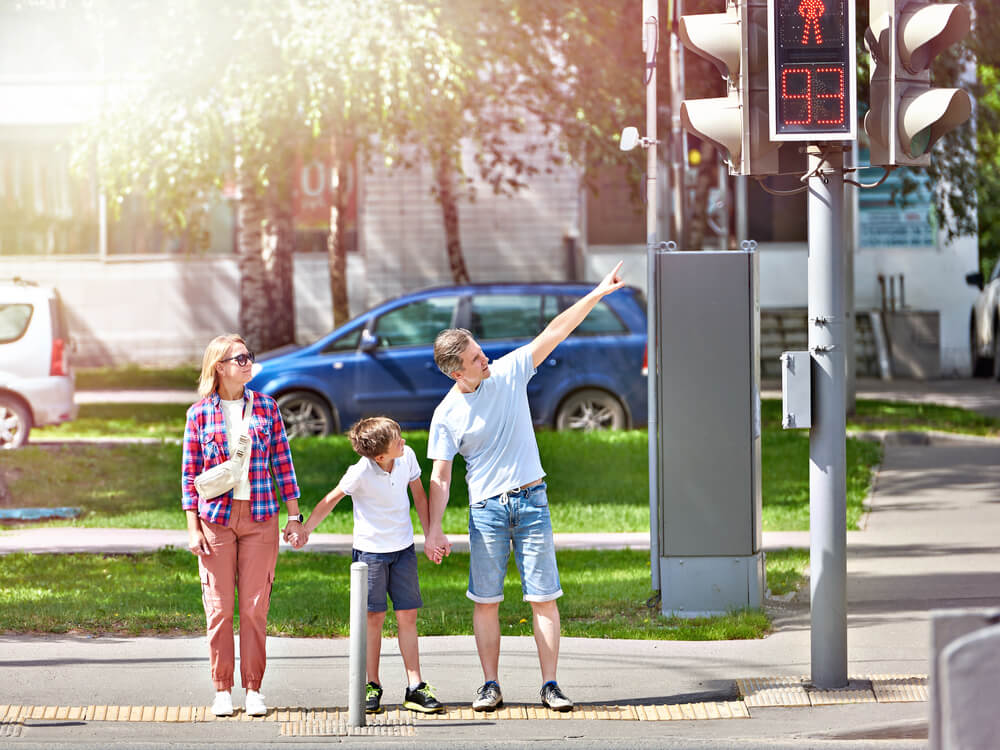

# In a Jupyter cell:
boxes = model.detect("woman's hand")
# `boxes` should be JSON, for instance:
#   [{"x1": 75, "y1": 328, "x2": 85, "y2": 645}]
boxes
[{"x1": 188, "y1": 528, "x2": 211, "y2": 556}]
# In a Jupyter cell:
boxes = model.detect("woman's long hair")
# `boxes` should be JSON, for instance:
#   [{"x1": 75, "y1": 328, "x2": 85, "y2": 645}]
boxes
[{"x1": 197, "y1": 334, "x2": 248, "y2": 398}]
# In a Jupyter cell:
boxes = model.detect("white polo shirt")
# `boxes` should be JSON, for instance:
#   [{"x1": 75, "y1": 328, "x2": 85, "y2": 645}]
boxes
[{"x1": 338, "y1": 444, "x2": 422, "y2": 553}]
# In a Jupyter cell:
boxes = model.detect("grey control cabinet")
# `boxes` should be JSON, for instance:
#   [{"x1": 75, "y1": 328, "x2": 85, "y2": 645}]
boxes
[{"x1": 655, "y1": 249, "x2": 764, "y2": 616}]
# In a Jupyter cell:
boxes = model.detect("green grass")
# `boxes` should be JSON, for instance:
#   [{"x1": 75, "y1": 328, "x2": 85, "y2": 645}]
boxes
[
  {"x1": 34, "y1": 403, "x2": 188, "y2": 439},
  {"x1": 4, "y1": 426, "x2": 880, "y2": 532},
  {"x1": 0, "y1": 547, "x2": 803, "y2": 638},
  {"x1": 75, "y1": 364, "x2": 200, "y2": 391}
]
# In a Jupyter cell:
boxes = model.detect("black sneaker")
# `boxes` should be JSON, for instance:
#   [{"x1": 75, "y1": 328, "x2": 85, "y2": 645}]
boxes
[
  {"x1": 472, "y1": 680, "x2": 503, "y2": 712},
  {"x1": 540, "y1": 681, "x2": 573, "y2": 712},
  {"x1": 403, "y1": 682, "x2": 444, "y2": 714},
  {"x1": 365, "y1": 681, "x2": 384, "y2": 714}
]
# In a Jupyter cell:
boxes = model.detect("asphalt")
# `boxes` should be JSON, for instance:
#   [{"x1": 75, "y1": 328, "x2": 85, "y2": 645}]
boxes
[{"x1": 3, "y1": 377, "x2": 1000, "y2": 748}]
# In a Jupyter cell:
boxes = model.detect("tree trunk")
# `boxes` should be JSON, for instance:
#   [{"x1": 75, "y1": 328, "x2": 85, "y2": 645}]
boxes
[
  {"x1": 262, "y1": 170, "x2": 296, "y2": 348},
  {"x1": 327, "y1": 141, "x2": 351, "y2": 328},
  {"x1": 237, "y1": 166, "x2": 272, "y2": 352},
  {"x1": 436, "y1": 151, "x2": 470, "y2": 284},
  {"x1": 686, "y1": 143, "x2": 717, "y2": 251}
]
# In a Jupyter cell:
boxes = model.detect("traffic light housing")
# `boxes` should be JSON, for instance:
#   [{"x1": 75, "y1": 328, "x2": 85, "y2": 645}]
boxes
[
  {"x1": 864, "y1": 0, "x2": 972, "y2": 167},
  {"x1": 680, "y1": 0, "x2": 802, "y2": 176}
]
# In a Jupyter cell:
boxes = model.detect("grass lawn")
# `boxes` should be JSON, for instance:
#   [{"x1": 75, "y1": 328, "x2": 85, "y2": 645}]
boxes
[
  {"x1": 75, "y1": 365, "x2": 200, "y2": 391},
  {"x1": 8, "y1": 423, "x2": 880, "y2": 532},
  {"x1": 0, "y1": 547, "x2": 807, "y2": 639}
]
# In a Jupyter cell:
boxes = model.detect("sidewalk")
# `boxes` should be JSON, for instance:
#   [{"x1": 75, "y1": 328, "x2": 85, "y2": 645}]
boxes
[{"x1": 4, "y1": 380, "x2": 999, "y2": 747}]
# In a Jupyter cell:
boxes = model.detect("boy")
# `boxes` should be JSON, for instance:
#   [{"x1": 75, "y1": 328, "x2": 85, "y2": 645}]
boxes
[{"x1": 290, "y1": 417, "x2": 444, "y2": 715}]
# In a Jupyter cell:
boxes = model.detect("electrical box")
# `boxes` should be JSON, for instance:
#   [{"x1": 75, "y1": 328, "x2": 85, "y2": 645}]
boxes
[
  {"x1": 655, "y1": 249, "x2": 763, "y2": 616},
  {"x1": 781, "y1": 350, "x2": 811, "y2": 429}
]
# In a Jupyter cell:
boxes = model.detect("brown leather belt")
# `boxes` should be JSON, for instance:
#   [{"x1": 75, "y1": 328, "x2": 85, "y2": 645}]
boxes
[{"x1": 517, "y1": 479, "x2": 543, "y2": 491}]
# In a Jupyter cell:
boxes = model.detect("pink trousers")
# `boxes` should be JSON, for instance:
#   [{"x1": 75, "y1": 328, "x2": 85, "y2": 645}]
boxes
[{"x1": 198, "y1": 501, "x2": 279, "y2": 692}]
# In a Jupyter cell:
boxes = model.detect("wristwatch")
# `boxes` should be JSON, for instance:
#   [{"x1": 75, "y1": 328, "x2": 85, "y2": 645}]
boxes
[{"x1": 288, "y1": 513, "x2": 304, "y2": 524}]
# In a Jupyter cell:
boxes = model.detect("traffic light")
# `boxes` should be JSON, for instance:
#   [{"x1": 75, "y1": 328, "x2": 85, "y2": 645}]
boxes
[
  {"x1": 679, "y1": 0, "x2": 791, "y2": 176},
  {"x1": 864, "y1": 0, "x2": 971, "y2": 167},
  {"x1": 767, "y1": 0, "x2": 857, "y2": 141}
]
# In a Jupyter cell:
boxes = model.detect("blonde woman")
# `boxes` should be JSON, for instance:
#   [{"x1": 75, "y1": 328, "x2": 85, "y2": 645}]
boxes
[{"x1": 181, "y1": 334, "x2": 303, "y2": 717}]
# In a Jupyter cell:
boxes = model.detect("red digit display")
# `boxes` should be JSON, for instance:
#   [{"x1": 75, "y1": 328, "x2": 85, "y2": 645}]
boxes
[{"x1": 771, "y1": 0, "x2": 852, "y2": 137}]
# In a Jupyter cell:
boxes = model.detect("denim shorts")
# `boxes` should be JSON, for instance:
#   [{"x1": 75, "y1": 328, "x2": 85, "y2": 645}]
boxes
[
  {"x1": 352, "y1": 544, "x2": 423, "y2": 613},
  {"x1": 467, "y1": 482, "x2": 562, "y2": 603}
]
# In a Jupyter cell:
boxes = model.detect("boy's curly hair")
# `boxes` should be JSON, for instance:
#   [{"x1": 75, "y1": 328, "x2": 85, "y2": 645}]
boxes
[{"x1": 348, "y1": 417, "x2": 401, "y2": 459}]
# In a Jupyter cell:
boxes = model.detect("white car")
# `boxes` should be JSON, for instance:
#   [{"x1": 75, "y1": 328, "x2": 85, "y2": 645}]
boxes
[{"x1": 0, "y1": 278, "x2": 77, "y2": 448}]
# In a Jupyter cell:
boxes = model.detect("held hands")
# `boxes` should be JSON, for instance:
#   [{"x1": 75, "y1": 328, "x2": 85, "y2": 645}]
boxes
[
  {"x1": 423, "y1": 528, "x2": 451, "y2": 565},
  {"x1": 283, "y1": 524, "x2": 309, "y2": 550}
]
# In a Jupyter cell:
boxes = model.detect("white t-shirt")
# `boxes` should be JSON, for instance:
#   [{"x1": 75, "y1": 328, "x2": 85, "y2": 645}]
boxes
[
  {"x1": 427, "y1": 346, "x2": 545, "y2": 504},
  {"x1": 338, "y1": 444, "x2": 422, "y2": 553},
  {"x1": 220, "y1": 397, "x2": 252, "y2": 500}
]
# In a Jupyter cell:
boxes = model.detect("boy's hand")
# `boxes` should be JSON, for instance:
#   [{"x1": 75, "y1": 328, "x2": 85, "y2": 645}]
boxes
[{"x1": 291, "y1": 529, "x2": 309, "y2": 549}]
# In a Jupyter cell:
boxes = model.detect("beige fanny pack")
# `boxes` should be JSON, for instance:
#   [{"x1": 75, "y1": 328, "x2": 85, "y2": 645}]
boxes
[{"x1": 193, "y1": 394, "x2": 253, "y2": 501}]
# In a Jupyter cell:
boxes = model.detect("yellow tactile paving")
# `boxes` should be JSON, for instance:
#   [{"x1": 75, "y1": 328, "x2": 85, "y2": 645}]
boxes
[
  {"x1": 738, "y1": 676, "x2": 812, "y2": 707},
  {"x1": 738, "y1": 674, "x2": 929, "y2": 708}
]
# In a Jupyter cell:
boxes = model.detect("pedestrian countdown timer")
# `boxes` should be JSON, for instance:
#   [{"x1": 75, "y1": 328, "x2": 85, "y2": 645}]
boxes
[{"x1": 768, "y1": 0, "x2": 857, "y2": 141}]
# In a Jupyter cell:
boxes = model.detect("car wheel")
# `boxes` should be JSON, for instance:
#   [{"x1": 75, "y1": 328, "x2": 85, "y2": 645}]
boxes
[
  {"x1": 276, "y1": 392, "x2": 336, "y2": 438},
  {"x1": 555, "y1": 389, "x2": 627, "y2": 431},
  {"x1": 971, "y1": 319, "x2": 992, "y2": 377},
  {"x1": 0, "y1": 396, "x2": 31, "y2": 450}
]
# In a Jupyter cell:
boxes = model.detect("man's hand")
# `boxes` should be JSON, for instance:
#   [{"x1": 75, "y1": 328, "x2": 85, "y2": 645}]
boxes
[{"x1": 593, "y1": 260, "x2": 626, "y2": 298}]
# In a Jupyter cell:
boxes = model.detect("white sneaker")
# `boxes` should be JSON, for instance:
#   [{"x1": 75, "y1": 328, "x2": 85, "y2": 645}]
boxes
[
  {"x1": 244, "y1": 689, "x2": 267, "y2": 716},
  {"x1": 211, "y1": 691, "x2": 233, "y2": 717}
]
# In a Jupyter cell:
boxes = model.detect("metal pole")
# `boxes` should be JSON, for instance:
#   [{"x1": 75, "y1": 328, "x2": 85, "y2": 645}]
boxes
[
  {"x1": 844, "y1": 140, "x2": 858, "y2": 415},
  {"x1": 643, "y1": 0, "x2": 660, "y2": 590},
  {"x1": 735, "y1": 176, "x2": 748, "y2": 245},
  {"x1": 807, "y1": 145, "x2": 848, "y2": 688},
  {"x1": 348, "y1": 561, "x2": 368, "y2": 727},
  {"x1": 670, "y1": 0, "x2": 685, "y2": 244}
]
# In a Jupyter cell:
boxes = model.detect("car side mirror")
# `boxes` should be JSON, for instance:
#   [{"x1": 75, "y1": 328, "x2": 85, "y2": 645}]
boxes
[
  {"x1": 966, "y1": 271, "x2": 984, "y2": 291},
  {"x1": 360, "y1": 329, "x2": 379, "y2": 353}
]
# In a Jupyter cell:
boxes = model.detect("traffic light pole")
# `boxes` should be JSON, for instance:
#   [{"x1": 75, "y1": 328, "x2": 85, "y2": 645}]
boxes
[{"x1": 807, "y1": 144, "x2": 848, "y2": 688}]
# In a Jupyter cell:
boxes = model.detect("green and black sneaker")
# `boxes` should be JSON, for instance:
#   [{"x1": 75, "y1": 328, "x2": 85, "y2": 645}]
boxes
[
  {"x1": 365, "y1": 681, "x2": 384, "y2": 714},
  {"x1": 403, "y1": 682, "x2": 444, "y2": 714}
]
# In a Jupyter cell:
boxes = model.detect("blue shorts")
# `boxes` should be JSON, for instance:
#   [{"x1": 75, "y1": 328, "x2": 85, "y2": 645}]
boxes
[
  {"x1": 467, "y1": 482, "x2": 563, "y2": 603},
  {"x1": 352, "y1": 544, "x2": 423, "y2": 613}
]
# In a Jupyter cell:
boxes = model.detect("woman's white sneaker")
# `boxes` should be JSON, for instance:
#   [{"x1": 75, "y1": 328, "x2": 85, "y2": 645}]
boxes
[
  {"x1": 210, "y1": 691, "x2": 233, "y2": 717},
  {"x1": 244, "y1": 689, "x2": 268, "y2": 716}
]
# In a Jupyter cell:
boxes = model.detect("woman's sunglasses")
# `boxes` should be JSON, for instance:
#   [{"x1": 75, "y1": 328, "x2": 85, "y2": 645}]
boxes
[{"x1": 221, "y1": 352, "x2": 255, "y2": 367}]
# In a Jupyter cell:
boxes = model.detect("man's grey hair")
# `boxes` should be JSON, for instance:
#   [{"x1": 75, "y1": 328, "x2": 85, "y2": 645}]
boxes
[{"x1": 433, "y1": 328, "x2": 474, "y2": 377}]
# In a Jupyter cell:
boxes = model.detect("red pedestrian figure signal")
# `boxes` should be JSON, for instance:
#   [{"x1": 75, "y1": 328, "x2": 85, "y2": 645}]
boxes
[{"x1": 798, "y1": 0, "x2": 825, "y2": 45}]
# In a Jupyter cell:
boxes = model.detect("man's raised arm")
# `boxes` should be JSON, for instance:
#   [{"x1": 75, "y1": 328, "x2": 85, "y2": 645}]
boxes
[
  {"x1": 424, "y1": 458, "x2": 454, "y2": 563},
  {"x1": 528, "y1": 261, "x2": 626, "y2": 368}
]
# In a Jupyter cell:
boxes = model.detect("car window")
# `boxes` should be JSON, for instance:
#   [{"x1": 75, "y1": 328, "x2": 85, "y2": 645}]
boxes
[
  {"x1": 554, "y1": 295, "x2": 627, "y2": 336},
  {"x1": 470, "y1": 294, "x2": 542, "y2": 340},
  {"x1": 375, "y1": 296, "x2": 458, "y2": 348},
  {"x1": 320, "y1": 327, "x2": 362, "y2": 354},
  {"x1": 991, "y1": 260, "x2": 1000, "y2": 283},
  {"x1": 0, "y1": 304, "x2": 33, "y2": 344}
]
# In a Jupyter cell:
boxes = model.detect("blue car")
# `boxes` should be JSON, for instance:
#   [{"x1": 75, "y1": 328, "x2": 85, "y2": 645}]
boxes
[{"x1": 249, "y1": 282, "x2": 648, "y2": 436}]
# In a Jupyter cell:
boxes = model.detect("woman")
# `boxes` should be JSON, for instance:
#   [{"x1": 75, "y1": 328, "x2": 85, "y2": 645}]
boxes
[{"x1": 181, "y1": 334, "x2": 304, "y2": 717}]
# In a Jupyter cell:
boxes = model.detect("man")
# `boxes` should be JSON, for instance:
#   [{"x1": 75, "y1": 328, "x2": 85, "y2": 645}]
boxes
[{"x1": 424, "y1": 262, "x2": 625, "y2": 713}]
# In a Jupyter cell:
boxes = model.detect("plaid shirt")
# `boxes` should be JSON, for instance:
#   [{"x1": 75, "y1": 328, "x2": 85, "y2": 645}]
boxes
[{"x1": 181, "y1": 388, "x2": 300, "y2": 524}]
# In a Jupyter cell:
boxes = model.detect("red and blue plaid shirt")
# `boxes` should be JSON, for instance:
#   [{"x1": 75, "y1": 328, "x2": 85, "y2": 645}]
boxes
[{"x1": 181, "y1": 388, "x2": 300, "y2": 525}]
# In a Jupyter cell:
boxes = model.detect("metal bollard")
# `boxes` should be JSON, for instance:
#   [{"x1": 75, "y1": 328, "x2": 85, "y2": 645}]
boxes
[{"x1": 348, "y1": 561, "x2": 368, "y2": 728}]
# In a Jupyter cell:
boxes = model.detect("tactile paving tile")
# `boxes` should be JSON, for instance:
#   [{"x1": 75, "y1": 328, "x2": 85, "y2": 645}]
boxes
[
  {"x1": 0, "y1": 721, "x2": 23, "y2": 737},
  {"x1": 279, "y1": 713, "x2": 415, "y2": 737},
  {"x1": 808, "y1": 681, "x2": 877, "y2": 706},
  {"x1": 870, "y1": 674, "x2": 928, "y2": 703},
  {"x1": 737, "y1": 676, "x2": 811, "y2": 707}
]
